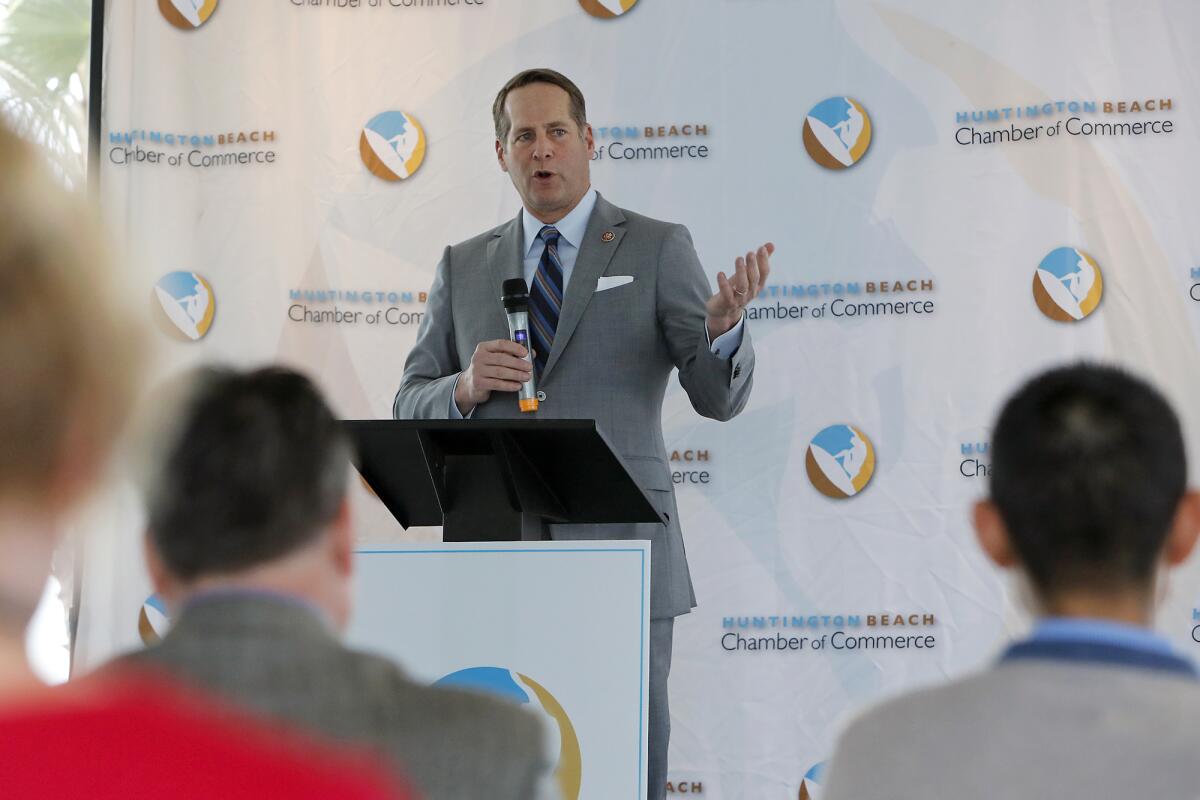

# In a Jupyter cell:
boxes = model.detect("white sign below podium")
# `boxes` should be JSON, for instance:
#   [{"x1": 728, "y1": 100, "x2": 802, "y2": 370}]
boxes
[{"x1": 347, "y1": 540, "x2": 651, "y2": 800}]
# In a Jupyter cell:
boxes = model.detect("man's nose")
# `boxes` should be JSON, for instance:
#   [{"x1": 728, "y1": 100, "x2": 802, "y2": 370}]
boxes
[{"x1": 532, "y1": 133, "x2": 554, "y2": 160}]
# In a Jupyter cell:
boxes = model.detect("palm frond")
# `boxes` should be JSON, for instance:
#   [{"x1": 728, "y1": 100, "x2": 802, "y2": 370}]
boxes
[{"x1": 0, "y1": 0, "x2": 92, "y2": 187}]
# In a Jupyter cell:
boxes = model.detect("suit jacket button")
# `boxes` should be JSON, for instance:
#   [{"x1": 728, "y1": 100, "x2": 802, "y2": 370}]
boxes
[{"x1": 536, "y1": 390, "x2": 547, "y2": 402}]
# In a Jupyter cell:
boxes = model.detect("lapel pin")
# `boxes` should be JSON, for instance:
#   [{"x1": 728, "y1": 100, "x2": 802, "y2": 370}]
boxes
[{"x1": 601, "y1": 230, "x2": 615, "y2": 242}]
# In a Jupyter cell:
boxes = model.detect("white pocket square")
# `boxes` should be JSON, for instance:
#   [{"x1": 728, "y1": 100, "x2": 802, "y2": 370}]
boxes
[{"x1": 596, "y1": 275, "x2": 634, "y2": 292}]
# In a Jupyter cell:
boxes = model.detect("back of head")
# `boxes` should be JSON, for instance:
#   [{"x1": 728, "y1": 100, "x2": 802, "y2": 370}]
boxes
[
  {"x1": 0, "y1": 123, "x2": 140, "y2": 508},
  {"x1": 146, "y1": 366, "x2": 351, "y2": 582},
  {"x1": 990, "y1": 363, "x2": 1186, "y2": 599}
]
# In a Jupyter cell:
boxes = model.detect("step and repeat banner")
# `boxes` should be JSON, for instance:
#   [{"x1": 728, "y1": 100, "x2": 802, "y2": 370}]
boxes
[{"x1": 83, "y1": 1, "x2": 1200, "y2": 797}]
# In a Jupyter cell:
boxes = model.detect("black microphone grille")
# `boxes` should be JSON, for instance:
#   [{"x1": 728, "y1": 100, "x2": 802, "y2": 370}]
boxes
[{"x1": 502, "y1": 278, "x2": 529, "y2": 297}]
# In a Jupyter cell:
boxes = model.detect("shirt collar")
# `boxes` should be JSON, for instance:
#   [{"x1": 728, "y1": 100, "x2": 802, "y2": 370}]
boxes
[
  {"x1": 1029, "y1": 616, "x2": 1177, "y2": 656},
  {"x1": 521, "y1": 186, "x2": 598, "y2": 258},
  {"x1": 998, "y1": 616, "x2": 1197, "y2": 678}
]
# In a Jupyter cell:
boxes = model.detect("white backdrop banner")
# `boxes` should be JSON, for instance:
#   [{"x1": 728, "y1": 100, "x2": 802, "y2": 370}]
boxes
[{"x1": 87, "y1": 1, "x2": 1200, "y2": 797}]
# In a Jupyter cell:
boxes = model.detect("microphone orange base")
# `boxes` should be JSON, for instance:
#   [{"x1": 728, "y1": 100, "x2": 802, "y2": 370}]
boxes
[{"x1": 519, "y1": 398, "x2": 539, "y2": 413}]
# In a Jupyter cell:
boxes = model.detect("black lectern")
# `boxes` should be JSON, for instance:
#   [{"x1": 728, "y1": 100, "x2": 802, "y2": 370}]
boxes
[{"x1": 344, "y1": 419, "x2": 665, "y2": 541}]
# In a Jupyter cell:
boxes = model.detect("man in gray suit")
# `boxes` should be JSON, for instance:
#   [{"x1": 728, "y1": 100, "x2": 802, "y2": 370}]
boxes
[
  {"x1": 119, "y1": 366, "x2": 558, "y2": 800},
  {"x1": 823, "y1": 364, "x2": 1200, "y2": 799},
  {"x1": 393, "y1": 68, "x2": 772, "y2": 799}
]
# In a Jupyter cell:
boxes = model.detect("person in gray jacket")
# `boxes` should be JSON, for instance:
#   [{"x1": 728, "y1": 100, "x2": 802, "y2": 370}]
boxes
[
  {"x1": 117, "y1": 366, "x2": 558, "y2": 800},
  {"x1": 824, "y1": 364, "x2": 1200, "y2": 800},
  {"x1": 394, "y1": 68, "x2": 773, "y2": 800}
]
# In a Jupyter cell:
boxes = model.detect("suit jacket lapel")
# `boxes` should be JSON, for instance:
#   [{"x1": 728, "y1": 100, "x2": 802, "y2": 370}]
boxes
[
  {"x1": 542, "y1": 194, "x2": 626, "y2": 380},
  {"x1": 488, "y1": 213, "x2": 524, "y2": 283},
  {"x1": 487, "y1": 213, "x2": 524, "y2": 331}
]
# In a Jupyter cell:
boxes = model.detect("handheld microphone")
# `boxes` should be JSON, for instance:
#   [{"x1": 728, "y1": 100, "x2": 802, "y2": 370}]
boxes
[{"x1": 501, "y1": 278, "x2": 538, "y2": 413}]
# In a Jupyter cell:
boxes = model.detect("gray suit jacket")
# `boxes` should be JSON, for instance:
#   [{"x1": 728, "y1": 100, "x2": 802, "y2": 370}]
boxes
[
  {"x1": 823, "y1": 657, "x2": 1200, "y2": 799},
  {"x1": 394, "y1": 193, "x2": 754, "y2": 619},
  {"x1": 115, "y1": 595, "x2": 557, "y2": 800}
]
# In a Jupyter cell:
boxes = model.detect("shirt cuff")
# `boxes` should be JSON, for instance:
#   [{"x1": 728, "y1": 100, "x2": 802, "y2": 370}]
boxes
[
  {"x1": 449, "y1": 374, "x2": 474, "y2": 419},
  {"x1": 707, "y1": 315, "x2": 745, "y2": 360}
]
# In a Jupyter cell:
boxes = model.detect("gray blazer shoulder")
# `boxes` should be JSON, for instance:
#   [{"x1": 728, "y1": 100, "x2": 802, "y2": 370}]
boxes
[
  {"x1": 113, "y1": 598, "x2": 558, "y2": 800},
  {"x1": 823, "y1": 660, "x2": 1200, "y2": 800}
]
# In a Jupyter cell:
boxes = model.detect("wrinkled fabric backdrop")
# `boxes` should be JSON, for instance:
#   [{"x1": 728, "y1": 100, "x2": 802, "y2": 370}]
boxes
[{"x1": 80, "y1": 1, "x2": 1200, "y2": 797}]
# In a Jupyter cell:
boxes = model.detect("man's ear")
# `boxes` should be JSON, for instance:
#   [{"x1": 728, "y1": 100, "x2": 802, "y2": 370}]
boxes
[
  {"x1": 584, "y1": 122, "x2": 595, "y2": 157},
  {"x1": 1163, "y1": 489, "x2": 1200, "y2": 567},
  {"x1": 496, "y1": 138, "x2": 509, "y2": 173},
  {"x1": 330, "y1": 497, "x2": 353, "y2": 578},
  {"x1": 974, "y1": 500, "x2": 1018, "y2": 569}
]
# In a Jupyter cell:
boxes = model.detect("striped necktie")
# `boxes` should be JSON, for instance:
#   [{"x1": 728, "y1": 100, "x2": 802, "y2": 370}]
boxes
[{"x1": 528, "y1": 225, "x2": 563, "y2": 374}]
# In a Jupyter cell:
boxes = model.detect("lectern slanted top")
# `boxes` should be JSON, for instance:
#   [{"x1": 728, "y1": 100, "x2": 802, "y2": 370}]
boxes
[{"x1": 345, "y1": 419, "x2": 666, "y2": 541}]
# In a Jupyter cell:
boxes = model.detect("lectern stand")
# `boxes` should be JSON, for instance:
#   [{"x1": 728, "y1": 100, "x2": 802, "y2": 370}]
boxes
[
  {"x1": 345, "y1": 419, "x2": 654, "y2": 798},
  {"x1": 344, "y1": 419, "x2": 665, "y2": 541}
]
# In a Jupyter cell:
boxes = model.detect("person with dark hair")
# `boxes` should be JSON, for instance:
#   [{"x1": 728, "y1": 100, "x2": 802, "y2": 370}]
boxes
[
  {"x1": 117, "y1": 366, "x2": 559, "y2": 800},
  {"x1": 396, "y1": 66, "x2": 773, "y2": 799},
  {"x1": 0, "y1": 120, "x2": 401, "y2": 800},
  {"x1": 823, "y1": 363, "x2": 1200, "y2": 799}
]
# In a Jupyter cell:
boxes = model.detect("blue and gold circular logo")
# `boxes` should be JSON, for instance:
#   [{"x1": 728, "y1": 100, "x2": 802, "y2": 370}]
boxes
[
  {"x1": 803, "y1": 97, "x2": 872, "y2": 169},
  {"x1": 1033, "y1": 247, "x2": 1104, "y2": 322},
  {"x1": 153, "y1": 271, "x2": 216, "y2": 342},
  {"x1": 798, "y1": 760, "x2": 826, "y2": 799},
  {"x1": 138, "y1": 594, "x2": 170, "y2": 645},
  {"x1": 579, "y1": 0, "x2": 639, "y2": 18},
  {"x1": 360, "y1": 111, "x2": 427, "y2": 182},
  {"x1": 436, "y1": 667, "x2": 581, "y2": 799},
  {"x1": 159, "y1": 0, "x2": 218, "y2": 30},
  {"x1": 806, "y1": 425, "x2": 876, "y2": 499}
]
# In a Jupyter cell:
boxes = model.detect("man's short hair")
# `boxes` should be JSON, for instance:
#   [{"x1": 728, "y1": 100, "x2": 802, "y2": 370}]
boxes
[
  {"x1": 0, "y1": 121, "x2": 139, "y2": 503},
  {"x1": 990, "y1": 363, "x2": 1187, "y2": 597},
  {"x1": 492, "y1": 68, "x2": 587, "y2": 145},
  {"x1": 147, "y1": 366, "x2": 351, "y2": 581}
]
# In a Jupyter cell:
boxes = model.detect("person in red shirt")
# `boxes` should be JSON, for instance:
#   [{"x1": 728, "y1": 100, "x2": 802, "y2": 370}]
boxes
[{"x1": 0, "y1": 121, "x2": 410, "y2": 800}]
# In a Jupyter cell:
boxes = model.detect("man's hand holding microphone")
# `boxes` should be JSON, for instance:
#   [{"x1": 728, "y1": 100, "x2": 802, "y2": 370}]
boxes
[
  {"x1": 453, "y1": 278, "x2": 537, "y2": 417},
  {"x1": 453, "y1": 339, "x2": 533, "y2": 416}
]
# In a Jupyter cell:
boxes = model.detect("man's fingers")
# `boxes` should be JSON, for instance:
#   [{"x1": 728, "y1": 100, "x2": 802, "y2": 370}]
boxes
[
  {"x1": 482, "y1": 365, "x2": 532, "y2": 383},
  {"x1": 746, "y1": 244, "x2": 772, "y2": 297},
  {"x1": 478, "y1": 361, "x2": 532, "y2": 381},
  {"x1": 482, "y1": 338, "x2": 529, "y2": 358},
  {"x1": 714, "y1": 270, "x2": 737, "y2": 312},
  {"x1": 756, "y1": 243, "x2": 773, "y2": 287},
  {"x1": 476, "y1": 340, "x2": 532, "y2": 373},
  {"x1": 743, "y1": 250, "x2": 761, "y2": 297},
  {"x1": 478, "y1": 376, "x2": 524, "y2": 393}
]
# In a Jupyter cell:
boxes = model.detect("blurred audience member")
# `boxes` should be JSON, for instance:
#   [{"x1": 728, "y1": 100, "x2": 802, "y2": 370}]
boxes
[
  {"x1": 0, "y1": 121, "x2": 404, "y2": 799},
  {"x1": 118, "y1": 365, "x2": 559, "y2": 800},
  {"x1": 824, "y1": 364, "x2": 1200, "y2": 799}
]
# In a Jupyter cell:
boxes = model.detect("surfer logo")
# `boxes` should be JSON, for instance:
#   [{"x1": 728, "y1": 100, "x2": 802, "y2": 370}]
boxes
[
  {"x1": 579, "y1": 0, "x2": 639, "y2": 18},
  {"x1": 1033, "y1": 247, "x2": 1104, "y2": 322},
  {"x1": 436, "y1": 667, "x2": 582, "y2": 799},
  {"x1": 360, "y1": 111, "x2": 427, "y2": 182},
  {"x1": 803, "y1": 97, "x2": 872, "y2": 169},
  {"x1": 139, "y1": 594, "x2": 170, "y2": 645},
  {"x1": 152, "y1": 272, "x2": 216, "y2": 342},
  {"x1": 798, "y1": 760, "x2": 826, "y2": 799},
  {"x1": 159, "y1": 0, "x2": 218, "y2": 30},
  {"x1": 805, "y1": 425, "x2": 876, "y2": 499}
]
